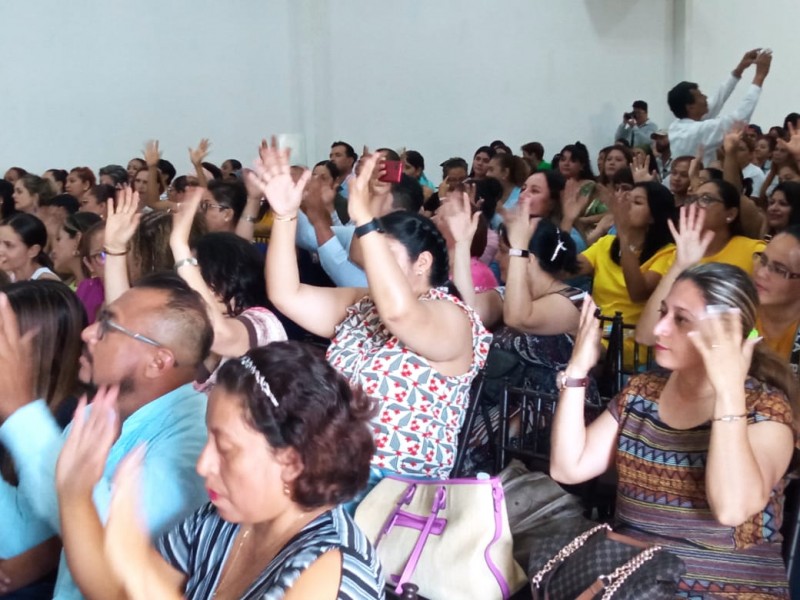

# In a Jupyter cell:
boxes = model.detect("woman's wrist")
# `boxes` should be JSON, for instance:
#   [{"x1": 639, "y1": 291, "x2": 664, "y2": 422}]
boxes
[{"x1": 273, "y1": 212, "x2": 298, "y2": 222}]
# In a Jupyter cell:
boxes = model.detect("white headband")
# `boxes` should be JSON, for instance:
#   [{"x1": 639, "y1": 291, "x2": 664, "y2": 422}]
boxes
[{"x1": 239, "y1": 356, "x2": 279, "y2": 408}]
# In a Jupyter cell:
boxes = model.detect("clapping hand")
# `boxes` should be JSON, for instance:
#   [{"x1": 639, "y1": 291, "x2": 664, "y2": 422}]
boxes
[
  {"x1": 669, "y1": 204, "x2": 714, "y2": 271},
  {"x1": 347, "y1": 152, "x2": 381, "y2": 226},
  {"x1": 56, "y1": 386, "x2": 121, "y2": 501},
  {"x1": 566, "y1": 295, "x2": 603, "y2": 378},
  {"x1": 503, "y1": 197, "x2": 540, "y2": 250},
  {"x1": 440, "y1": 190, "x2": 480, "y2": 246},
  {"x1": 562, "y1": 179, "x2": 592, "y2": 225},
  {"x1": 248, "y1": 137, "x2": 310, "y2": 219}
]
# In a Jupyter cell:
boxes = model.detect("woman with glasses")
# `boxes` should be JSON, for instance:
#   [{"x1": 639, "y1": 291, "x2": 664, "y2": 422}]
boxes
[
  {"x1": 636, "y1": 194, "x2": 768, "y2": 347},
  {"x1": 199, "y1": 180, "x2": 248, "y2": 233},
  {"x1": 753, "y1": 225, "x2": 800, "y2": 375},
  {"x1": 76, "y1": 221, "x2": 107, "y2": 324},
  {"x1": 49, "y1": 212, "x2": 103, "y2": 289}
]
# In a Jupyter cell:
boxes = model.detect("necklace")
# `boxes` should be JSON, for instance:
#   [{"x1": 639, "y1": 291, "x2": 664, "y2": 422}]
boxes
[{"x1": 212, "y1": 526, "x2": 252, "y2": 599}]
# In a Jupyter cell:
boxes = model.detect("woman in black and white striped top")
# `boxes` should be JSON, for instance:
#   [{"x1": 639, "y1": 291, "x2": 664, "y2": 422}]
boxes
[{"x1": 59, "y1": 342, "x2": 385, "y2": 600}]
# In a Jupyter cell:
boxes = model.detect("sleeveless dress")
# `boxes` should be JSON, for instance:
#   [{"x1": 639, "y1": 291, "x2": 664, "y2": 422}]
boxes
[
  {"x1": 326, "y1": 287, "x2": 491, "y2": 479},
  {"x1": 609, "y1": 371, "x2": 794, "y2": 599},
  {"x1": 156, "y1": 504, "x2": 384, "y2": 599}
]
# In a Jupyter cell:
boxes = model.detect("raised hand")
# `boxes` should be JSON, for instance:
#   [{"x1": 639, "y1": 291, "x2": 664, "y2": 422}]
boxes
[
  {"x1": 105, "y1": 187, "x2": 142, "y2": 253},
  {"x1": 688, "y1": 306, "x2": 759, "y2": 395},
  {"x1": 348, "y1": 152, "x2": 381, "y2": 226},
  {"x1": 440, "y1": 191, "x2": 480, "y2": 246},
  {"x1": 503, "y1": 196, "x2": 540, "y2": 250},
  {"x1": 722, "y1": 122, "x2": 746, "y2": 155},
  {"x1": 170, "y1": 186, "x2": 202, "y2": 248},
  {"x1": 669, "y1": 204, "x2": 714, "y2": 271},
  {"x1": 0, "y1": 293, "x2": 37, "y2": 420},
  {"x1": 566, "y1": 295, "x2": 603, "y2": 378},
  {"x1": 56, "y1": 386, "x2": 121, "y2": 501},
  {"x1": 143, "y1": 140, "x2": 161, "y2": 168},
  {"x1": 562, "y1": 178, "x2": 592, "y2": 224},
  {"x1": 632, "y1": 153, "x2": 653, "y2": 183},
  {"x1": 688, "y1": 144, "x2": 705, "y2": 193},
  {"x1": 248, "y1": 137, "x2": 310, "y2": 218},
  {"x1": 753, "y1": 49, "x2": 773, "y2": 83},
  {"x1": 189, "y1": 138, "x2": 211, "y2": 166},
  {"x1": 777, "y1": 122, "x2": 800, "y2": 163},
  {"x1": 737, "y1": 48, "x2": 761, "y2": 72}
]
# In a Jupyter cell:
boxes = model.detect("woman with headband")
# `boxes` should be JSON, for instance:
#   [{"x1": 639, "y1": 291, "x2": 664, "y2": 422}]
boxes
[{"x1": 56, "y1": 342, "x2": 385, "y2": 599}]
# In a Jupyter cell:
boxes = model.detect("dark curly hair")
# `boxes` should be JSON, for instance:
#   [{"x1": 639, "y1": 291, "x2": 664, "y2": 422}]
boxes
[
  {"x1": 216, "y1": 342, "x2": 376, "y2": 508},
  {"x1": 195, "y1": 232, "x2": 268, "y2": 316}
]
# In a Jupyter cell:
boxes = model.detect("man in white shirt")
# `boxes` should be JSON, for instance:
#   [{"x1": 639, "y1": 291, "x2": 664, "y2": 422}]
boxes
[
  {"x1": 614, "y1": 100, "x2": 658, "y2": 148},
  {"x1": 667, "y1": 49, "x2": 772, "y2": 165}
]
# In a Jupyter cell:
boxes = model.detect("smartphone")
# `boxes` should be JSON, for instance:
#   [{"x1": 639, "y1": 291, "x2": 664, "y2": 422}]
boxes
[{"x1": 379, "y1": 160, "x2": 403, "y2": 184}]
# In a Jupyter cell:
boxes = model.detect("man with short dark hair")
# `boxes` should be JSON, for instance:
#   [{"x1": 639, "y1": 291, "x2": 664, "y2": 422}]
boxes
[
  {"x1": 651, "y1": 130, "x2": 672, "y2": 181},
  {"x1": 614, "y1": 100, "x2": 658, "y2": 147},
  {"x1": 329, "y1": 141, "x2": 358, "y2": 198},
  {"x1": 521, "y1": 142, "x2": 551, "y2": 170},
  {"x1": 0, "y1": 273, "x2": 213, "y2": 600},
  {"x1": 667, "y1": 49, "x2": 772, "y2": 165}
]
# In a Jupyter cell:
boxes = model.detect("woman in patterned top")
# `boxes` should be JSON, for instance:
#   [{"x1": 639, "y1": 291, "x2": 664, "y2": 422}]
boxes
[
  {"x1": 550, "y1": 262, "x2": 798, "y2": 598},
  {"x1": 257, "y1": 140, "x2": 490, "y2": 486},
  {"x1": 57, "y1": 342, "x2": 384, "y2": 599}
]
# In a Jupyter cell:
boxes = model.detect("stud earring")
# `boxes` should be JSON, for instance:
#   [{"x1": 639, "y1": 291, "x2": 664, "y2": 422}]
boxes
[
  {"x1": 283, "y1": 483, "x2": 291, "y2": 497},
  {"x1": 726, "y1": 217, "x2": 733, "y2": 222}
]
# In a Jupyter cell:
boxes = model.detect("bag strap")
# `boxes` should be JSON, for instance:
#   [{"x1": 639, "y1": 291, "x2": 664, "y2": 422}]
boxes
[
  {"x1": 392, "y1": 486, "x2": 448, "y2": 595},
  {"x1": 592, "y1": 545, "x2": 663, "y2": 600},
  {"x1": 531, "y1": 523, "x2": 610, "y2": 595}
]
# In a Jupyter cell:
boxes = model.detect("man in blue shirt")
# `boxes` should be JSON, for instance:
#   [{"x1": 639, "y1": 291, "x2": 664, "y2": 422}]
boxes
[{"x1": 0, "y1": 272, "x2": 213, "y2": 599}]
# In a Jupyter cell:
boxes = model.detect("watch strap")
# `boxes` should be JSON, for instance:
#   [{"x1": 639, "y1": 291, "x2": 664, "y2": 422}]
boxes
[
  {"x1": 508, "y1": 248, "x2": 530, "y2": 258},
  {"x1": 354, "y1": 218, "x2": 384, "y2": 238}
]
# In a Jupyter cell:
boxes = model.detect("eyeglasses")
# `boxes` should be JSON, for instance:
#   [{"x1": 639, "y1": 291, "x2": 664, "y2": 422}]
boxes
[
  {"x1": 88, "y1": 251, "x2": 107, "y2": 264},
  {"x1": 753, "y1": 252, "x2": 800, "y2": 280},
  {"x1": 97, "y1": 313, "x2": 178, "y2": 365},
  {"x1": 615, "y1": 184, "x2": 634, "y2": 193},
  {"x1": 685, "y1": 193, "x2": 724, "y2": 208},
  {"x1": 200, "y1": 201, "x2": 230, "y2": 212}
]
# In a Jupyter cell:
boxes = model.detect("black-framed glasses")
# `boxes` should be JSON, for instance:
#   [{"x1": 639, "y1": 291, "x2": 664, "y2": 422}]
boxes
[
  {"x1": 88, "y1": 251, "x2": 107, "y2": 264},
  {"x1": 96, "y1": 313, "x2": 178, "y2": 365},
  {"x1": 200, "y1": 201, "x2": 230, "y2": 212},
  {"x1": 685, "y1": 193, "x2": 724, "y2": 208},
  {"x1": 753, "y1": 252, "x2": 800, "y2": 280}
]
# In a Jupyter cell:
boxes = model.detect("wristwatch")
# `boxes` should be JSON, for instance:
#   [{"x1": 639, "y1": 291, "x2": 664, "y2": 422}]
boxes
[
  {"x1": 508, "y1": 248, "x2": 530, "y2": 258},
  {"x1": 556, "y1": 371, "x2": 589, "y2": 391},
  {"x1": 354, "y1": 218, "x2": 384, "y2": 238}
]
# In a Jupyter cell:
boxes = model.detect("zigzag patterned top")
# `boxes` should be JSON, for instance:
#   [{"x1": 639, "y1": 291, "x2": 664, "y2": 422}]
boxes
[{"x1": 609, "y1": 371, "x2": 794, "y2": 599}]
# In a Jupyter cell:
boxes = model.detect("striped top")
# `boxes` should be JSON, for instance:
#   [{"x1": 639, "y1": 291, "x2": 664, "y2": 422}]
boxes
[
  {"x1": 609, "y1": 371, "x2": 793, "y2": 599},
  {"x1": 156, "y1": 503, "x2": 385, "y2": 599}
]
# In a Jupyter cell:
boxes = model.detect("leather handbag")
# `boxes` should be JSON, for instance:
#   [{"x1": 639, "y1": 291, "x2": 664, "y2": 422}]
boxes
[
  {"x1": 355, "y1": 474, "x2": 527, "y2": 600},
  {"x1": 528, "y1": 517, "x2": 685, "y2": 600}
]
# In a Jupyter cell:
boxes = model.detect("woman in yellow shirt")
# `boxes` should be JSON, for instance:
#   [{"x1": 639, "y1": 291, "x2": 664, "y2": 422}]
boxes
[
  {"x1": 753, "y1": 226, "x2": 800, "y2": 375},
  {"x1": 577, "y1": 181, "x2": 677, "y2": 326}
]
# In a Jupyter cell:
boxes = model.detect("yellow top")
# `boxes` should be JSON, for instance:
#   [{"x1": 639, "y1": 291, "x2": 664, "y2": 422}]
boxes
[
  {"x1": 650, "y1": 235, "x2": 767, "y2": 277},
  {"x1": 755, "y1": 314, "x2": 800, "y2": 363},
  {"x1": 582, "y1": 235, "x2": 675, "y2": 325}
]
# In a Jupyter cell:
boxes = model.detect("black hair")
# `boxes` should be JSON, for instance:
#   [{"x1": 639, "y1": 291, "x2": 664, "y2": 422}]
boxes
[
  {"x1": 89, "y1": 184, "x2": 116, "y2": 205},
  {"x1": 773, "y1": 181, "x2": 800, "y2": 230},
  {"x1": 390, "y1": 174, "x2": 424, "y2": 213},
  {"x1": 201, "y1": 162, "x2": 223, "y2": 181},
  {"x1": 668, "y1": 81, "x2": 699, "y2": 119},
  {"x1": 474, "y1": 177, "x2": 503, "y2": 222},
  {"x1": 63, "y1": 212, "x2": 102, "y2": 238},
  {"x1": 560, "y1": 142, "x2": 595, "y2": 180},
  {"x1": 225, "y1": 159, "x2": 243, "y2": 171},
  {"x1": 632, "y1": 100, "x2": 648, "y2": 111},
  {"x1": 40, "y1": 193, "x2": 80, "y2": 214},
  {"x1": 379, "y1": 211, "x2": 451, "y2": 290},
  {"x1": 157, "y1": 159, "x2": 177, "y2": 184},
  {"x1": 131, "y1": 271, "x2": 214, "y2": 366},
  {"x1": 611, "y1": 167, "x2": 634, "y2": 188},
  {"x1": 535, "y1": 168, "x2": 567, "y2": 224},
  {"x1": 45, "y1": 169, "x2": 68, "y2": 189},
  {"x1": 528, "y1": 220, "x2": 578, "y2": 275},
  {"x1": 783, "y1": 113, "x2": 800, "y2": 132},
  {"x1": 208, "y1": 179, "x2": 247, "y2": 224},
  {"x1": 313, "y1": 160, "x2": 340, "y2": 180},
  {"x1": 0, "y1": 180, "x2": 14, "y2": 220},
  {"x1": 610, "y1": 181, "x2": 677, "y2": 265},
  {"x1": 171, "y1": 175, "x2": 198, "y2": 194},
  {"x1": 195, "y1": 232, "x2": 269, "y2": 316},
  {"x1": 521, "y1": 142, "x2": 545, "y2": 161},
  {"x1": 490, "y1": 140, "x2": 512, "y2": 154},
  {"x1": 3, "y1": 213, "x2": 53, "y2": 270},
  {"x1": 441, "y1": 157, "x2": 469, "y2": 178},
  {"x1": 599, "y1": 146, "x2": 633, "y2": 185},
  {"x1": 376, "y1": 147, "x2": 401, "y2": 161},
  {"x1": 404, "y1": 150, "x2": 425, "y2": 171},
  {"x1": 331, "y1": 141, "x2": 358, "y2": 161},
  {"x1": 469, "y1": 146, "x2": 495, "y2": 178},
  {"x1": 98, "y1": 164, "x2": 129, "y2": 186}
]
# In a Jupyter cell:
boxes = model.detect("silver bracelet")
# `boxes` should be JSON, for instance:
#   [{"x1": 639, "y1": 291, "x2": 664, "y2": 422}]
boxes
[
  {"x1": 174, "y1": 257, "x2": 199, "y2": 270},
  {"x1": 712, "y1": 413, "x2": 747, "y2": 422}
]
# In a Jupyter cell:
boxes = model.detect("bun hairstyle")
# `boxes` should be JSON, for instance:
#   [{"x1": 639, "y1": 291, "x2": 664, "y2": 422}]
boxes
[
  {"x1": 528, "y1": 220, "x2": 578, "y2": 275},
  {"x1": 676, "y1": 263, "x2": 799, "y2": 426},
  {"x1": 379, "y1": 211, "x2": 452, "y2": 289},
  {"x1": 216, "y1": 342, "x2": 376, "y2": 508},
  {"x1": 3, "y1": 213, "x2": 53, "y2": 271}
]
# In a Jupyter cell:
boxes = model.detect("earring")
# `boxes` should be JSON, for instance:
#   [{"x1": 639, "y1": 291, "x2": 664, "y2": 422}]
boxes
[
  {"x1": 416, "y1": 270, "x2": 423, "y2": 276},
  {"x1": 283, "y1": 483, "x2": 291, "y2": 497},
  {"x1": 726, "y1": 217, "x2": 733, "y2": 222},
  {"x1": 73, "y1": 250, "x2": 81, "y2": 257}
]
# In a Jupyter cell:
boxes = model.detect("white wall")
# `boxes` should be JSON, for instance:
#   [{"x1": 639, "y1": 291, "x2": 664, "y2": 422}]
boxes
[
  {"x1": 682, "y1": 0, "x2": 800, "y2": 132},
  {"x1": 3, "y1": 1, "x2": 677, "y2": 178}
]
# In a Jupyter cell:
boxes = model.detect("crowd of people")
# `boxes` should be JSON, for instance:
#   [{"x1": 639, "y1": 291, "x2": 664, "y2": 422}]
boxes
[{"x1": 0, "y1": 46, "x2": 799, "y2": 599}]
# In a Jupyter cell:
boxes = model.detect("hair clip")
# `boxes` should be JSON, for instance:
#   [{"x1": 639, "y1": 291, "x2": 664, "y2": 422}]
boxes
[
  {"x1": 747, "y1": 328, "x2": 760, "y2": 340},
  {"x1": 550, "y1": 237, "x2": 567, "y2": 262},
  {"x1": 239, "y1": 356, "x2": 279, "y2": 408}
]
